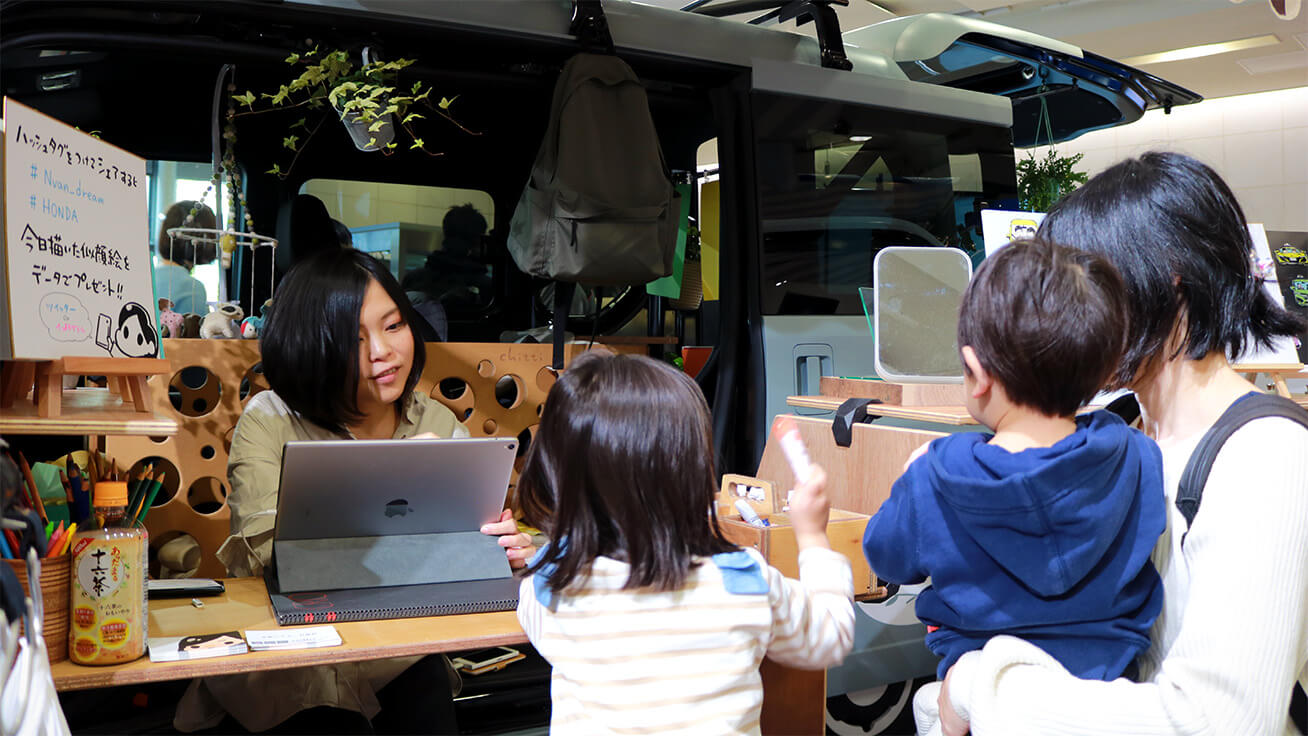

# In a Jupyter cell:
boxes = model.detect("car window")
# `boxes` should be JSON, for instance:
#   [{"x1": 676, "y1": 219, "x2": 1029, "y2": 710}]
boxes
[
  {"x1": 754, "y1": 92, "x2": 1016, "y2": 316},
  {"x1": 149, "y1": 160, "x2": 234, "y2": 311},
  {"x1": 300, "y1": 179, "x2": 495, "y2": 314}
]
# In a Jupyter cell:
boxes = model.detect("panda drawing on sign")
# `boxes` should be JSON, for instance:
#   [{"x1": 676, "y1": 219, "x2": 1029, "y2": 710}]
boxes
[{"x1": 112, "y1": 302, "x2": 159, "y2": 357}]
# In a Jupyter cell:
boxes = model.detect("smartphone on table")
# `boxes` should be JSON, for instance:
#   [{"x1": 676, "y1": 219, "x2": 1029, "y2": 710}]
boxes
[{"x1": 449, "y1": 646, "x2": 523, "y2": 675}]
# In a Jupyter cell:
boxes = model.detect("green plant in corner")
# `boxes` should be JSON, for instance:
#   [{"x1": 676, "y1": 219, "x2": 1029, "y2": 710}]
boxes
[
  {"x1": 232, "y1": 46, "x2": 477, "y2": 179},
  {"x1": 1016, "y1": 148, "x2": 1088, "y2": 213}
]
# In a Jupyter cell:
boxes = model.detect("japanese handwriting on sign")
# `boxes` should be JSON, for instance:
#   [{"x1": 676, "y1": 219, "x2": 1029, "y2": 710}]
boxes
[
  {"x1": 29, "y1": 264, "x2": 125, "y2": 299},
  {"x1": 21, "y1": 224, "x2": 130, "y2": 271},
  {"x1": 12, "y1": 124, "x2": 140, "y2": 188}
]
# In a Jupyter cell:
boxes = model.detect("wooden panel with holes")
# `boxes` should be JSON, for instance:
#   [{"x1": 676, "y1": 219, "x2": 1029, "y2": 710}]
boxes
[
  {"x1": 105, "y1": 339, "x2": 266, "y2": 579},
  {"x1": 104, "y1": 339, "x2": 614, "y2": 579}
]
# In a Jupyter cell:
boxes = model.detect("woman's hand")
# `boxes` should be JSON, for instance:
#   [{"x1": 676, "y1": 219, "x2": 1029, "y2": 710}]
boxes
[
  {"x1": 481, "y1": 508, "x2": 534, "y2": 569},
  {"x1": 939, "y1": 664, "x2": 969, "y2": 736}
]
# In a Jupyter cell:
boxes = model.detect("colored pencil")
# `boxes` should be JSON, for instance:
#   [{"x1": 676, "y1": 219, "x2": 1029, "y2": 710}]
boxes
[
  {"x1": 14, "y1": 452, "x2": 40, "y2": 513},
  {"x1": 135, "y1": 474, "x2": 166, "y2": 525},
  {"x1": 3, "y1": 529, "x2": 20, "y2": 558},
  {"x1": 67, "y1": 457, "x2": 89, "y2": 523},
  {"x1": 126, "y1": 463, "x2": 151, "y2": 521},
  {"x1": 58, "y1": 470, "x2": 74, "y2": 503},
  {"x1": 45, "y1": 521, "x2": 66, "y2": 558},
  {"x1": 15, "y1": 452, "x2": 48, "y2": 525},
  {"x1": 58, "y1": 523, "x2": 77, "y2": 556}
]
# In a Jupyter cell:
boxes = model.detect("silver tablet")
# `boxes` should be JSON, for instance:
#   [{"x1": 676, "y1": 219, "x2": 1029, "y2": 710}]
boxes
[{"x1": 273, "y1": 437, "x2": 517, "y2": 541}]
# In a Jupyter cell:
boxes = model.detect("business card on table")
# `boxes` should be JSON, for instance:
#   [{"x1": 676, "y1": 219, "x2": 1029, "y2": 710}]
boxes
[
  {"x1": 245, "y1": 625, "x2": 342, "y2": 651},
  {"x1": 148, "y1": 631, "x2": 248, "y2": 662}
]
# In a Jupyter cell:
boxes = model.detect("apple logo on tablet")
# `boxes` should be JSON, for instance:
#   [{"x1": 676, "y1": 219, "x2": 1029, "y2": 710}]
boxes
[{"x1": 385, "y1": 499, "x2": 413, "y2": 518}]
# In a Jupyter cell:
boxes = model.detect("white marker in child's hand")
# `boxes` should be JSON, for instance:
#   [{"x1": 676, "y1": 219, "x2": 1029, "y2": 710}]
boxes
[{"x1": 775, "y1": 416, "x2": 813, "y2": 484}]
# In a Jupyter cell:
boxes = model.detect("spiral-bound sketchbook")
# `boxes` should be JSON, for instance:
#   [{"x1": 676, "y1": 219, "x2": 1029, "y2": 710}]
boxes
[
  {"x1": 266, "y1": 437, "x2": 521, "y2": 624},
  {"x1": 265, "y1": 567, "x2": 519, "y2": 625}
]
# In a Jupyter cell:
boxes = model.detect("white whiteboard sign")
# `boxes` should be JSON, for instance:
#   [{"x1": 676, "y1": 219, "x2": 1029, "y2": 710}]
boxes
[
  {"x1": 980, "y1": 208, "x2": 1045, "y2": 257},
  {"x1": 1, "y1": 97, "x2": 154, "y2": 360}
]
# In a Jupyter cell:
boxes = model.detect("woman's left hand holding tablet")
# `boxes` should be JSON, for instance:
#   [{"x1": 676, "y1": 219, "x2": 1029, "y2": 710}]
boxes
[
  {"x1": 481, "y1": 509, "x2": 533, "y2": 569},
  {"x1": 410, "y1": 433, "x2": 534, "y2": 569}
]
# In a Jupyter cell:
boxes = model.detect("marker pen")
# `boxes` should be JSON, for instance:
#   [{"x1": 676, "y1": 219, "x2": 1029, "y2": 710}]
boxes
[
  {"x1": 774, "y1": 416, "x2": 812, "y2": 484},
  {"x1": 734, "y1": 499, "x2": 770, "y2": 528}
]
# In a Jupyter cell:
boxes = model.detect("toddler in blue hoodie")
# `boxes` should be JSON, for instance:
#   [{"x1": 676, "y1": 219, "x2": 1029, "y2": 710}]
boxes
[{"x1": 862, "y1": 238, "x2": 1166, "y2": 736}]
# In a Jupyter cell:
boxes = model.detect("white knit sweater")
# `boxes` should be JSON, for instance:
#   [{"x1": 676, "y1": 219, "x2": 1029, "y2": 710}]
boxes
[{"x1": 948, "y1": 415, "x2": 1308, "y2": 735}]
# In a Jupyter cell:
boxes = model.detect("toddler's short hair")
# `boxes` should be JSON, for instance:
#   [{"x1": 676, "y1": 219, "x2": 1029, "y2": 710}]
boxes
[{"x1": 957, "y1": 238, "x2": 1127, "y2": 417}]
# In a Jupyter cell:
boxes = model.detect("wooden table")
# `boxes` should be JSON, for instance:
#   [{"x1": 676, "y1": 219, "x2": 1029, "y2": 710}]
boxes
[
  {"x1": 51, "y1": 577, "x2": 526, "y2": 692},
  {"x1": 51, "y1": 577, "x2": 827, "y2": 733}
]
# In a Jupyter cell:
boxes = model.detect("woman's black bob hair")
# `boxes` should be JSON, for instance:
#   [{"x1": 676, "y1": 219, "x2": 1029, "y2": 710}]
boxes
[
  {"x1": 517, "y1": 351, "x2": 737, "y2": 594},
  {"x1": 1039, "y1": 151, "x2": 1306, "y2": 387},
  {"x1": 259, "y1": 247, "x2": 426, "y2": 434}
]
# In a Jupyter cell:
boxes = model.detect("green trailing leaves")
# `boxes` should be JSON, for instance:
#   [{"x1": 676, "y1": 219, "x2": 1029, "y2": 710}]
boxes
[
  {"x1": 237, "y1": 46, "x2": 476, "y2": 178},
  {"x1": 1016, "y1": 149, "x2": 1088, "y2": 213}
]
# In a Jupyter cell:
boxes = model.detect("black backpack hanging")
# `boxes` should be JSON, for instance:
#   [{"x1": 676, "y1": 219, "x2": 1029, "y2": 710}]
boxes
[{"x1": 506, "y1": 1, "x2": 679, "y2": 368}]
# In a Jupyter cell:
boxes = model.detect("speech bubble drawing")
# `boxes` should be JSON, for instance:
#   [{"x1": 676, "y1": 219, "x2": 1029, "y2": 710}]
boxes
[{"x1": 39, "y1": 292, "x2": 93, "y2": 343}]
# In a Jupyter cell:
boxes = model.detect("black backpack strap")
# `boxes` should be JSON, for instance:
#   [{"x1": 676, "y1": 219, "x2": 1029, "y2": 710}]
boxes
[
  {"x1": 1173, "y1": 392, "x2": 1308, "y2": 735},
  {"x1": 552, "y1": 281, "x2": 576, "y2": 370},
  {"x1": 1176, "y1": 393, "x2": 1308, "y2": 538}
]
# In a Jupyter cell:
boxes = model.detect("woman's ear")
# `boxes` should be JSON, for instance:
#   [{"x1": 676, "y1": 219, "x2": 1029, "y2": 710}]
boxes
[{"x1": 960, "y1": 346, "x2": 992, "y2": 399}]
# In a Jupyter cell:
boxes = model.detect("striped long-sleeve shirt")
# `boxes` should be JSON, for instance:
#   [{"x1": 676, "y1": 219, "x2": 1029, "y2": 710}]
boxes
[{"x1": 517, "y1": 546, "x2": 855, "y2": 735}]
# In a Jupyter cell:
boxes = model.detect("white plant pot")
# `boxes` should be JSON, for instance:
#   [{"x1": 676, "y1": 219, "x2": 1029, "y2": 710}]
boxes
[{"x1": 338, "y1": 107, "x2": 395, "y2": 152}]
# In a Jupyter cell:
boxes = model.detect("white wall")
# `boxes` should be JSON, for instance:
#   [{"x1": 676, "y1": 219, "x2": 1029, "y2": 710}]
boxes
[{"x1": 1027, "y1": 86, "x2": 1308, "y2": 232}]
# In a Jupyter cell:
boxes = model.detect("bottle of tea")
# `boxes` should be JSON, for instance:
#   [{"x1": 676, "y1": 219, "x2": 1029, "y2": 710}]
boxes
[{"x1": 68, "y1": 480, "x2": 148, "y2": 665}]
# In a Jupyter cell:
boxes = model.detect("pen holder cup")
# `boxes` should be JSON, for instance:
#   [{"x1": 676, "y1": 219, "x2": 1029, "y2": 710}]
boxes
[{"x1": 4, "y1": 553, "x2": 71, "y2": 663}]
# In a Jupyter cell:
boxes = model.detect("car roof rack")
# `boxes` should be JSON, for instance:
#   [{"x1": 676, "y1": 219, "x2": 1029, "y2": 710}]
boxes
[{"x1": 684, "y1": 0, "x2": 853, "y2": 71}]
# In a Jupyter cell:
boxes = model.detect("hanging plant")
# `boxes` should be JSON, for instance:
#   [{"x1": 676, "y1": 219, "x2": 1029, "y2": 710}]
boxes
[
  {"x1": 230, "y1": 46, "x2": 478, "y2": 179},
  {"x1": 1015, "y1": 67, "x2": 1090, "y2": 214},
  {"x1": 1015, "y1": 149, "x2": 1088, "y2": 213}
]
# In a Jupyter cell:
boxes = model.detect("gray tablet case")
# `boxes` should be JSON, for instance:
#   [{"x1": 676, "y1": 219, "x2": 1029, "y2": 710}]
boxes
[{"x1": 267, "y1": 438, "x2": 521, "y2": 621}]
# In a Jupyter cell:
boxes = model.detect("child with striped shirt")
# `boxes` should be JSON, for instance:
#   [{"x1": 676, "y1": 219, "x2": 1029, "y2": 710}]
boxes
[{"x1": 516, "y1": 351, "x2": 856, "y2": 735}]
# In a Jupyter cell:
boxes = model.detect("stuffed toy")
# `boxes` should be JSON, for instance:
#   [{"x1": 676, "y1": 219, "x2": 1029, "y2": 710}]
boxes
[
  {"x1": 200, "y1": 302, "x2": 244, "y2": 339},
  {"x1": 239, "y1": 298, "x2": 273, "y2": 339},
  {"x1": 158, "y1": 298, "x2": 184, "y2": 339},
  {"x1": 179, "y1": 313, "x2": 204, "y2": 338}
]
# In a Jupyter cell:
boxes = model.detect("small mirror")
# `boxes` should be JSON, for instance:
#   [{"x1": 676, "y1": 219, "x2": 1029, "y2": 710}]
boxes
[{"x1": 868, "y1": 247, "x2": 972, "y2": 383}]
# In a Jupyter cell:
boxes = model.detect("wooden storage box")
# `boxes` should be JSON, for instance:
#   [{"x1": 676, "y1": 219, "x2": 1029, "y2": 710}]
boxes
[{"x1": 716, "y1": 474, "x2": 881, "y2": 600}]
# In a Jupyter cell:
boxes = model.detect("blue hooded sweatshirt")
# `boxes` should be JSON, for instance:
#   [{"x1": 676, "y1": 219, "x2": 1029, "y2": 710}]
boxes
[{"x1": 862, "y1": 410, "x2": 1166, "y2": 680}]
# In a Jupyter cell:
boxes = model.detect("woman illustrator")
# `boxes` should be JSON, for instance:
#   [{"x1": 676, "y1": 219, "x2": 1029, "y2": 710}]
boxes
[{"x1": 173, "y1": 247, "x2": 533, "y2": 734}]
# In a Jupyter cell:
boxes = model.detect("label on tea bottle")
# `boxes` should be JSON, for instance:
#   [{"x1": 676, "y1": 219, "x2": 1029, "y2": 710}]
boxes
[{"x1": 69, "y1": 534, "x2": 147, "y2": 665}]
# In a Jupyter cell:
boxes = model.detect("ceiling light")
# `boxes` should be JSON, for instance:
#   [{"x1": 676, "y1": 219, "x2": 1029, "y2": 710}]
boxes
[
  {"x1": 1237, "y1": 49, "x2": 1308, "y2": 75},
  {"x1": 850, "y1": 135, "x2": 872, "y2": 142},
  {"x1": 1120, "y1": 34, "x2": 1282, "y2": 66}
]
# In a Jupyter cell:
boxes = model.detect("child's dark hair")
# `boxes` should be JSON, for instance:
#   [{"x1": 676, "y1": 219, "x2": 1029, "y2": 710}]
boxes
[
  {"x1": 517, "y1": 351, "x2": 737, "y2": 594},
  {"x1": 1040, "y1": 151, "x2": 1307, "y2": 386},
  {"x1": 957, "y1": 238, "x2": 1127, "y2": 417},
  {"x1": 157, "y1": 200, "x2": 217, "y2": 269},
  {"x1": 260, "y1": 247, "x2": 426, "y2": 435}
]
